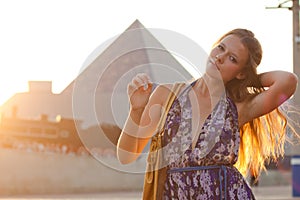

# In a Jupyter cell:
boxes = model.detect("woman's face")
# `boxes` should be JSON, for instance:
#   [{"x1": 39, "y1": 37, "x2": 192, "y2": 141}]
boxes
[{"x1": 206, "y1": 34, "x2": 249, "y2": 83}]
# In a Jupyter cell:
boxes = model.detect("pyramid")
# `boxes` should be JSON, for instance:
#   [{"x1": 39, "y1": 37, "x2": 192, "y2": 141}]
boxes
[
  {"x1": 70, "y1": 19, "x2": 193, "y2": 129},
  {"x1": 0, "y1": 20, "x2": 194, "y2": 151}
]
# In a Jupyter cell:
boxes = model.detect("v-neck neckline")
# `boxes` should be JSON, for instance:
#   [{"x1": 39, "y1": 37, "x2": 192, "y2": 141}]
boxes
[
  {"x1": 175, "y1": 80, "x2": 226, "y2": 152},
  {"x1": 190, "y1": 99, "x2": 221, "y2": 151},
  {"x1": 185, "y1": 81, "x2": 221, "y2": 151}
]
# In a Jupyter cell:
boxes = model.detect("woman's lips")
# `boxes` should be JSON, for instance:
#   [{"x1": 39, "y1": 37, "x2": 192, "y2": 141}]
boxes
[{"x1": 209, "y1": 57, "x2": 220, "y2": 70}]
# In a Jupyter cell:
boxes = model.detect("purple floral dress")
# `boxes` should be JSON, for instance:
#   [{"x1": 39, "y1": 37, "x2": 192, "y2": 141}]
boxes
[{"x1": 162, "y1": 83, "x2": 255, "y2": 200}]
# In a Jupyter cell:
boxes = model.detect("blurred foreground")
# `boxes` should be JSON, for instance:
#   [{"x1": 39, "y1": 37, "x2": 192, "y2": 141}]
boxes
[{"x1": 0, "y1": 186, "x2": 300, "y2": 200}]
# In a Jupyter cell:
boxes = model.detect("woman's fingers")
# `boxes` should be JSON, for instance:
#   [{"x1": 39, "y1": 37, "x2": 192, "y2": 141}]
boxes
[
  {"x1": 130, "y1": 73, "x2": 152, "y2": 91},
  {"x1": 132, "y1": 76, "x2": 144, "y2": 88},
  {"x1": 127, "y1": 73, "x2": 152, "y2": 97},
  {"x1": 141, "y1": 74, "x2": 151, "y2": 90},
  {"x1": 127, "y1": 82, "x2": 137, "y2": 94},
  {"x1": 136, "y1": 73, "x2": 151, "y2": 90},
  {"x1": 126, "y1": 73, "x2": 154, "y2": 110}
]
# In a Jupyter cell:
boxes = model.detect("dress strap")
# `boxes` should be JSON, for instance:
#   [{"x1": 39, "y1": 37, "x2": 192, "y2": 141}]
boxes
[{"x1": 175, "y1": 80, "x2": 197, "y2": 97}]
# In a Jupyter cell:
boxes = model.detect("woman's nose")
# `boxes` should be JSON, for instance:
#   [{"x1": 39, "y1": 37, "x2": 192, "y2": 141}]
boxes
[{"x1": 215, "y1": 54, "x2": 224, "y2": 63}]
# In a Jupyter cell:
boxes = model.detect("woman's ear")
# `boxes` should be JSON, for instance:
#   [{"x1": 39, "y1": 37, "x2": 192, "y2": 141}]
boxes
[{"x1": 236, "y1": 72, "x2": 246, "y2": 80}]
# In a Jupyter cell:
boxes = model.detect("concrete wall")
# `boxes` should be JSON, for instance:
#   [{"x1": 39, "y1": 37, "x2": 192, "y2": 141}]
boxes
[
  {"x1": 0, "y1": 148, "x2": 293, "y2": 195},
  {"x1": 0, "y1": 149, "x2": 145, "y2": 195}
]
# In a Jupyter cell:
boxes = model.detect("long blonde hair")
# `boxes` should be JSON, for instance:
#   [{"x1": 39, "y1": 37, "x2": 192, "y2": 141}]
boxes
[{"x1": 217, "y1": 29, "x2": 289, "y2": 179}]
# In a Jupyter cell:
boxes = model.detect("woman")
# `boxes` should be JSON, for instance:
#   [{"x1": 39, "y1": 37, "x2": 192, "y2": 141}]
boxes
[{"x1": 117, "y1": 29, "x2": 298, "y2": 199}]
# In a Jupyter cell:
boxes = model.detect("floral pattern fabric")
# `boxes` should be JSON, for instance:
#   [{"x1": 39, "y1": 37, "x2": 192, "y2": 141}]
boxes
[{"x1": 162, "y1": 82, "x2": 255, "y2": 200}]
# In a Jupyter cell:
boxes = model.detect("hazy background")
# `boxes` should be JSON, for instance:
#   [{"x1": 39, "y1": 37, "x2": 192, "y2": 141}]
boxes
[{"x1": 0, "y1": 0, "x2": 294, "y2": 105}]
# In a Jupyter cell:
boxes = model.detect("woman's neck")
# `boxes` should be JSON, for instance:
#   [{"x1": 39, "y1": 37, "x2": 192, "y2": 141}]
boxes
[
  {"x1": 196, "y1": 74, "x2": 225, "y2": 95},
  {"x1": 194, "y1": 74, "x2": 225, "y2": 105}
]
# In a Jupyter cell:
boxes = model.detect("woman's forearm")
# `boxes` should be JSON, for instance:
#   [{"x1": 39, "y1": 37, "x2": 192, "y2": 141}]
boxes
[
  {"x1": 259, "y1": 70, "x2": 298, "y2": 89},
  {"x1": 117, "y1": 108, "x2": 146, "y2": 164},
  {"x1": 117, "y1": 79, "x2": 163, "y2": 164},
  {"x1": 259, "y1": 70, "x2": 298, "y2": 104}
]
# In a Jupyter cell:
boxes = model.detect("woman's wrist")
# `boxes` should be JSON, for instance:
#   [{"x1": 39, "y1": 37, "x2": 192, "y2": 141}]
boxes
[{"x1": 129, "y1": 107, "x2": 145, "y2": 124}]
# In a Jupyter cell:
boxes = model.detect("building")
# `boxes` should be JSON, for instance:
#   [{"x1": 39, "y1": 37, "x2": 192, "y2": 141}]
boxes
[
  {"x1": 0, "y1": 20, "x2": 194, "y2": 154},
  {"x1": 0, "y1": 113, "x2": 83, "y2": 153}
]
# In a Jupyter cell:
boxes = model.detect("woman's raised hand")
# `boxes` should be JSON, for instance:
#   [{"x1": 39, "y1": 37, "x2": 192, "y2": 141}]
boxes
[{"x1": 127, "y1": 73, "x2": 153, "y2": 110}]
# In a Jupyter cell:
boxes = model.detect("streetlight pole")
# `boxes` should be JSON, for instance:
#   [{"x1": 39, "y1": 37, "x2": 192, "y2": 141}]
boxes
[
  {"x1": 267, "y1": 0, "x2": 300, "y2": 154},
  {"x1": 291, "y1": 0, "x2": 300, "y2": 156},
  {"x1": 267, "y1": 3, "x2": 300, "y2": 196},
  {"x1": 266, "y1": 0, "x2": 299, "y2": 106},
  {"x1": 292, "y1": 0, "x2": 300, "y2": 106}
]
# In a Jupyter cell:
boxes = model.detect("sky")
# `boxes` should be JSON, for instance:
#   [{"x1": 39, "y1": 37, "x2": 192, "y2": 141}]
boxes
[{"x1": 0, "y1": 0, "x2": 294, "y2": 105}]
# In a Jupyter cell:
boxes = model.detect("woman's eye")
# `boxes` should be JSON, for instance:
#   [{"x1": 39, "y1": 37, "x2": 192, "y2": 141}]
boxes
[
  {"x1": 229, "y1": 56, "x2": 237, "y2": 63},
  {"x1": 217, "y1": 45, "x2": 224, "y2": 50}
]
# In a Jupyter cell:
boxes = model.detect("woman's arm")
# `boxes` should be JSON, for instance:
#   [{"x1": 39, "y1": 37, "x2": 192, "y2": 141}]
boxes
[
  {"x1": 117, "y1": 74, "x2": 170, "y2": 164},
  {"x1": 238, "y1": 70, "x2": 298, "y2": 126},
  {"x1": 117, "y1": 92, "x2": 163, "y2": 164}
]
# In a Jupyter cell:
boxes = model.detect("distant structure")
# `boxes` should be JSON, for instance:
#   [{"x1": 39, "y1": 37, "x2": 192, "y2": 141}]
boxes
[
  {"x1": 0, "y1": 113, "x2": 83, "y2": 153},
  {"x1": 0, "y1": 20, "x2": 194, "y2": 152}
]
